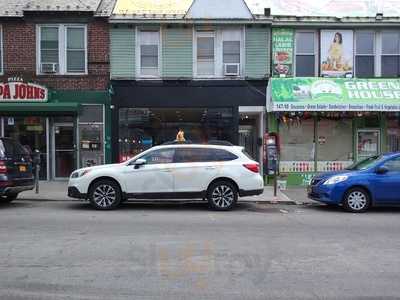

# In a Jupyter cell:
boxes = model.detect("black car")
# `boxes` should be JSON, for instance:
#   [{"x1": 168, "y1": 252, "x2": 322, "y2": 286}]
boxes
[{"x1": 0, "y1": 138, "x2": 34, "y2": 203}]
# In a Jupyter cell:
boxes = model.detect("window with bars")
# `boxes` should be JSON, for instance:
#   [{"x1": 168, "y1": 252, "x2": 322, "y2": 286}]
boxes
[
  {"x1": 38, "y1": 25, "x2": 86, "y2": 75},
  {"x1": 355, "y1": 31, "x2": 375, "y2": 78}
]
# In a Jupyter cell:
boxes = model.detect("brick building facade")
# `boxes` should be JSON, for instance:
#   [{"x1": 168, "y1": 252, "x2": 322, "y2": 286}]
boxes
[{"x1": 0, "y1": 1, "x2": 115, "y2": 180}]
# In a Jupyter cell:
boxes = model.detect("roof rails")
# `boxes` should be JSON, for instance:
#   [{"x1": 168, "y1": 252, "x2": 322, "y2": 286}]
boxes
[
  {"x1": 161, "y1": 140, "x2": 234, "y2": 146},
  {"x1": 207, "y1": 140, "x2": 234, "y2": 146}
]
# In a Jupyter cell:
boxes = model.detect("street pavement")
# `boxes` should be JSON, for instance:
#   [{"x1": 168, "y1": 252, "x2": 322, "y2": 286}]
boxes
[{"x1": 1, "y1": 200, "x2": 400, "y2": 299}]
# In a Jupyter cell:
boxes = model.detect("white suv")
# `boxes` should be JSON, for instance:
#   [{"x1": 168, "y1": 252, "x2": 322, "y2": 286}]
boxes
[{"x1": 68, "y1": 143, "x2": 264, "y2": 210}]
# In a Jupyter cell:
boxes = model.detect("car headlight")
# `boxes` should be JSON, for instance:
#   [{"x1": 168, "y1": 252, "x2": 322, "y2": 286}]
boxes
[
  {"x1": 71, "y1": 169, "x2": 91, "y2": 178},
  {"x1": 323, "y1": 175, "x2": 348, "y2": 185}
]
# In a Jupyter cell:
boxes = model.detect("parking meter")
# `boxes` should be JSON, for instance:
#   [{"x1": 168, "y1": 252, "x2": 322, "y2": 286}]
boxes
[
  {"x1": 265, "y1": 133, "x2": 279, "y2": 175},
  {"x1": 264, "y1": 133, "x2": 279, "y2": 197},
  {"x1": 33, "y1": 150, "x2": 41, "y2": 194}
]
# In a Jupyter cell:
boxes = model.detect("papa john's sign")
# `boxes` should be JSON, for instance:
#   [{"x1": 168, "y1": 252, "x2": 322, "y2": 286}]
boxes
[{"x1": 0, "y1": 78, "x2": 48, "y2": 102}]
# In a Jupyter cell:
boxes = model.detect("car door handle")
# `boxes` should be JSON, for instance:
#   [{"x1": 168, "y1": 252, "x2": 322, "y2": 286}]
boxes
[
  {"x1": 205, "y1": 166, "x2": 216, "y2": 170},
  {"x1": 161, "y1": 169, "x2": 172, "y2": 173}
]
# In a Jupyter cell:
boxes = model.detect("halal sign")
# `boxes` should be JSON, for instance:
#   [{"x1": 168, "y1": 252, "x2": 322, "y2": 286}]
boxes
[{"x1": 0, "y1": 77, "x2": 48, "y2": 102}]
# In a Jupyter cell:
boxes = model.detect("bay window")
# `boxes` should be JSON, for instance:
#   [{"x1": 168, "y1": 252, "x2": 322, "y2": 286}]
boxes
[{"x1": 38, "y1": 25, "x2": 87, "y2": 75}]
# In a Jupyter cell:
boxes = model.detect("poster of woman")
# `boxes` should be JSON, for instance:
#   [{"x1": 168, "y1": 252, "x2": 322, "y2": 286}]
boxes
[{"x1": 321, "y1": 30, "x2": 353, "y2": 77}]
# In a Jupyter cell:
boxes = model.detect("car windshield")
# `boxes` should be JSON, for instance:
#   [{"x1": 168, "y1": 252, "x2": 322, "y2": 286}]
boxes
[{"x1": 345, "y1": 155, "x2": 384, "y2": 171}]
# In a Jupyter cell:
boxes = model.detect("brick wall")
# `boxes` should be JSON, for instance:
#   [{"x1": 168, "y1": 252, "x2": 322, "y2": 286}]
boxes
[{"x1": 1, "y1": 17, "x2": 109, "y2": 90}]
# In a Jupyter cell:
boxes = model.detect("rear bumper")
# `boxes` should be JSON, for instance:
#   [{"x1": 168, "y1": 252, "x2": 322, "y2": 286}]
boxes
[
  {"x1": 0, "y1": 178, "x2": 34, "y2": 195},
  {"x1": 239, "y1": 188, "x2": 264, "y2": 197},
  {"x1": 68, "y1": 186, "x2": 87, "y2": 199}
]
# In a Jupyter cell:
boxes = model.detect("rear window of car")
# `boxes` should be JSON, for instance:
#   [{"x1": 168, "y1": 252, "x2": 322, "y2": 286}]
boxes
[
  {"x1": 0, "y1": 139, "x2": 30, "y2": 157},
  {"x1": 0, "y1": 140, "x2": 5, "y2": 159}
]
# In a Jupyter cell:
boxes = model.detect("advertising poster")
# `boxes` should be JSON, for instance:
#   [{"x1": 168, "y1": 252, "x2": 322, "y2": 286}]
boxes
[
  {"x1": 270, "y1": 78, "x2": 400, "y2": 112},
  {"x1": 320, "y1": 30, "x2": 354, "y2": 77},
  {"x1": 272, "y1": 28, "x2": 294, "y2": 77}
]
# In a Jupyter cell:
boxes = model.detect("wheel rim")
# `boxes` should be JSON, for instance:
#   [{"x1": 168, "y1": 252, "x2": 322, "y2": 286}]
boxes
[
  {"x1": 93, "y1": 184, "x2": 116, "y2": 208},
  {"x1": 347, "y1": 191, "x2": 367, "y2": 211},
  {"x1": 212, "y1": 185, "x2": 234, "y2": 208}
]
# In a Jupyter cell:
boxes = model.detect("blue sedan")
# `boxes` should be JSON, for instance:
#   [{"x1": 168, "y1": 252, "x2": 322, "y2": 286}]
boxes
[{"x1": 308, "y1": 152, "x2": 400, "y2": 212}]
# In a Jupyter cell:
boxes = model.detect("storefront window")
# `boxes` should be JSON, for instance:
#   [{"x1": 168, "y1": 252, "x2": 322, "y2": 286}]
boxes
[
  {"x1": 357, "y1": 130, "x2": 380, "y2": 160},
  {"x1": 317, "y1": 119, "x2": 353, "y2": 171},
  {"x1": 279, "y1": 117, "x2": 315, "y2": 172},
  {"x1": 79, "y1": 105, "x2": 104, "y2": 167},
  {"x1": 118, "y1": 107, "x2": 234, "y2": 162},
  {"x1": 4, "y1": 117, "x2": 47, "y2": 179},
  {"x1": 386, "y1": 113, "x2": 400, "y2": 152}
]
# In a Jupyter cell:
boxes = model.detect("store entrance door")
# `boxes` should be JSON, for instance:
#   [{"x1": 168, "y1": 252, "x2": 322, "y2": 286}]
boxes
[
  {"x1": 52, "y1": 122, "x2": 76, "y2": 179},
  {"x1": 239, "y1": 125, "x2": 258, "y2": 161}
]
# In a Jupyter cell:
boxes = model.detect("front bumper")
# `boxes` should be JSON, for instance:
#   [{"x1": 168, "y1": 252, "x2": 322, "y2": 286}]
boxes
[
  {"x1": 68, "y1": 186, "x2": 87, "y2": 199},
  {"x1": 307, "y1": 183, "x2": 346, "y2": 204}
]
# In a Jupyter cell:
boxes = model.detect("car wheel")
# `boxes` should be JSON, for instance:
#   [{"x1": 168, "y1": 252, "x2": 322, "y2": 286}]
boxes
[
  {"x1": 207, "y1": 181, "x2": 238, "y2": 211},
  {"x1": 343, "y1": 188, "x2": 371, "y2": 213},
  {"x1": 89, "y1": 180, "x2": 121, "y2": 210},
  {"x1": 1, "y1": 193, "x2": 18, "y2": 203}
]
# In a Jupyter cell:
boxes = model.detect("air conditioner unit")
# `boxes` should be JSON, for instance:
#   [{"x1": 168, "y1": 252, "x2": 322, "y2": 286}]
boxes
[
  {"x1": 224, "y1": 63, "x2": 240, "y2": 76},
  {"x1": 41, "y1": 63, "x2": 59, "y2": 73}
]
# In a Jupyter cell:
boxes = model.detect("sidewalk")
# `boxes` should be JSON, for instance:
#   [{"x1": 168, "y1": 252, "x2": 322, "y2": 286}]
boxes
[{"x1": 19, "y1": 181, "x2": 315, "y2": 204}]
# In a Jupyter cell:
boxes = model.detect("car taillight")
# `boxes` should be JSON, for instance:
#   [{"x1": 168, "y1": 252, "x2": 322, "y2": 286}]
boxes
[
  {"x1": 243, "y1": 163, "x2": 259, "y2": 173},
  {"x1": 0, "y1": 161, "x2": 7, "y2": 173}
]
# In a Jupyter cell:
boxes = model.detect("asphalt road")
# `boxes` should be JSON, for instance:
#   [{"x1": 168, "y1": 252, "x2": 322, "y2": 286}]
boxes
[{"x1": 1, "y1": 200, "x2": 400, "y2": 300}]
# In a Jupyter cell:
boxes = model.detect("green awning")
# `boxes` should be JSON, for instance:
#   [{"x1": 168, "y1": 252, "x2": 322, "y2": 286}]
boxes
[{"x1": 0, "y1": 102, "x2": 81, "y2": 116}]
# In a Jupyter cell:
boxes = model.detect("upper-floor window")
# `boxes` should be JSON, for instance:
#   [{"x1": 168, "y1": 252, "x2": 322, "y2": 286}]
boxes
[
  {"x1": 295, "y1": 31, "x2": 317, "y2": 77},
  {"x1": 38, "y1": 25, "x2": 87, "y2": 75},
  {"x1": 355, "y1": 31, "x2": 375, "y2": 78},
  {"x1": 195, "y1": 28, "x2": 243, "y2": 78},
  {"x1": 196, "y1": 31, "x2": 215, "y2": 76},
  {"x1": 381, "y1": 31, "x2": 400, "y2": 77},
  {"x1": 138, "y1": 30, "x2": 160, "y2": 77}
]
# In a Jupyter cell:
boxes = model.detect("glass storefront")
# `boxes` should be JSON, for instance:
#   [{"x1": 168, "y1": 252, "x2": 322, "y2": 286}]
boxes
[
  {"x1": 79, "y1": 105, "x2": 104, "y2": 167},
  {"x1": 118, "y1": 107, "x2": 234, "y2": 162},
  {"x1": 0, "y1": 105, "x2": 105, "y2": 179},
  {"x1": 3, "y1": 116, "x2": 48, "y2": 179}
]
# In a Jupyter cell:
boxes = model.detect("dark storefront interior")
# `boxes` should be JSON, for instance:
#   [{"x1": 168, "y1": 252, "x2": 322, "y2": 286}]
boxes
[{"x1": 118, "y1": 107, "x2": 234, "y2": 161}]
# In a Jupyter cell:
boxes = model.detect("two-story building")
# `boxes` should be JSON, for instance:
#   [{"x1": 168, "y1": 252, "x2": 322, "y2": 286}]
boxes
[
  {"x1": 0, "y1": 0, "x2": 114, "y2": 180},
  {"x1": 266, "y1": 2, "x2": 400, "y2": 186},
  {"x1": 109, "y1": 0, "x2": 271, "y2": 171}
]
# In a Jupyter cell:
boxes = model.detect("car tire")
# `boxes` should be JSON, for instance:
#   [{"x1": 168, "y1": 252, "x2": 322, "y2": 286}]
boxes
[
  {"x1": 88, "y1": 179, "x2": 121, "y2": 210},
  {"x1": 207, "y1": 180, "x2": 238, "y2": 211},
  {"x1": 343, "y1": 187, "x2": 371, "y2": 213},
  {"x1": 1, "y1": 193, "x2": 18, "y2": 203}
]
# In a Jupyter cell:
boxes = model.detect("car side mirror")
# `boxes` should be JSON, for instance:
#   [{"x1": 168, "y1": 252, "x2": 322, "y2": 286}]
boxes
[
  {"x1": 132, "y1": 158, "x2": 146, "y2": 169},
  {"x1": 376, "y1": 166, "x2": 389, "y2": 174}
]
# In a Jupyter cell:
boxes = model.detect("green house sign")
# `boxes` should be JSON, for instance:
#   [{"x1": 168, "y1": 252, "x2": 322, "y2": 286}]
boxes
[{"x1": 270, "y1": 77, "x2": 400, "y2": 111}]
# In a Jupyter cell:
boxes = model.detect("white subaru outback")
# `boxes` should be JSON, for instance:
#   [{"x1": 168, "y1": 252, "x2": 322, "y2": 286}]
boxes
[{"x1": 68, "y1": 143, "x2": 264, "y2": 210}]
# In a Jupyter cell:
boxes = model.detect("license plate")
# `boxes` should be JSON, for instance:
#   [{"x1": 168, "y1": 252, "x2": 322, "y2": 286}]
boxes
[{"x1": 19, "y1": 165, "x2": 27, "y2": 172}]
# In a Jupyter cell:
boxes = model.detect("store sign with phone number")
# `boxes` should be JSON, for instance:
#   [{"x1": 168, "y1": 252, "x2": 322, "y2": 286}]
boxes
[
  {"x1": 270, "y1": 77, "x2": 400, "y2": 112},
  {"x1": 0, "y1": 78, "x2": 48, "y2": 102}
]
